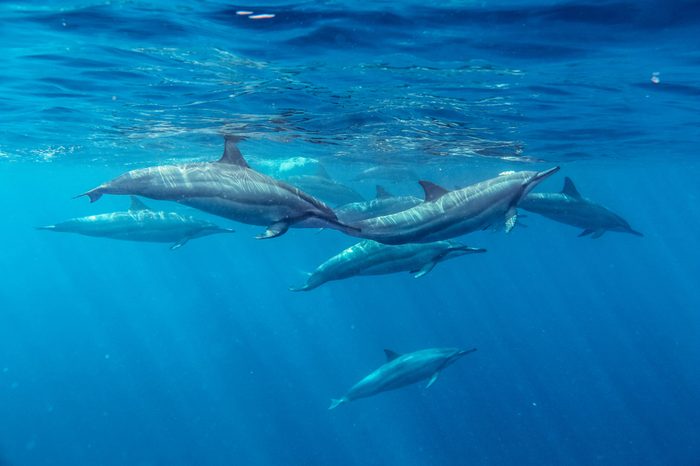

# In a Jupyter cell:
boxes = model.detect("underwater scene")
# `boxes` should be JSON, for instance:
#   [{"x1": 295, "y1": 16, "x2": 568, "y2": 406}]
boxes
[{"x1": 1, "y1": 1, "x2": 699, "y2": 465}]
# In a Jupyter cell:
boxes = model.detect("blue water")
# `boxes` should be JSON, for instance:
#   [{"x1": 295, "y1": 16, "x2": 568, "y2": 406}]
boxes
[{"x1": 1, "y1": 1, "x2": 700, "y2": 465}]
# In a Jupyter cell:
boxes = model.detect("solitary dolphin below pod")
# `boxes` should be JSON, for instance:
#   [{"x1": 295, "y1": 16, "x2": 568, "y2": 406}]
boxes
[
  {"x1": 519, "y1": 177, "x2": 643, "y2": 238},
  {"x1": 78, "y1": 137, "x2": 358, "y2": 239},
  {"x1": 329, "y1": 347, "x2": 477, "y2": 409},
  {"x1": 347, "y1": 167, "x2": 560, "y2": 245},
  {"x1": 291, "y1": 240, "x2": 485, "y2": 291},
  {"x1": 38, "y1": 197, "x2": 234, "y2": 249}
]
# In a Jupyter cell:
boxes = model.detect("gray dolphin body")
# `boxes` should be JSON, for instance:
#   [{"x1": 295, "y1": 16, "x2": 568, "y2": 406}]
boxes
[
  {"x1": 520, "y1": 177, "x2": 643, "y2": 238},
  {"x1": 329, "y1": 347, "x2": 477, "y2": 409},
  {"x1": 347, "y1": 168, "x2": 560, "y2": 245},
  {"x1": 284, "y1": 174, "x2": 365, "y2": 206},
  {"x1": 38, "y1": 197, "x2": 233, "y2": 249},
  {"x1": 335, "y1": 186, "x2": 423, "y2": 223},
  {"x1": 79, "y1": 138, "x2": 356, "y2": 239},
  {"x1": 292, "y1": 240, "x2": 485, "y2": 291}
]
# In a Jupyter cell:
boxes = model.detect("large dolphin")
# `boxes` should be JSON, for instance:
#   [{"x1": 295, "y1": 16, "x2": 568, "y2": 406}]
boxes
[
  {"x1": 335, "y1": 186, "x2": 423, "y2": 223},
  {"x1": 38, "y1": 197, "x2": 234, "y2": 249},
  {"x1": 78, "y1": 137, "x2": 357, "y2": 239},
  {"x1": 346, "y1": 167, "x2": 560, "y2": 245},
  {"x1": 291, "y1": 239, "x2": 485, "y2": 291},
  {"x1": 520, "y1": 177, "x2": 643, "y2": 238},
  {"x1": 329, "y1": 347, "x2": 477, "y2": 409}
]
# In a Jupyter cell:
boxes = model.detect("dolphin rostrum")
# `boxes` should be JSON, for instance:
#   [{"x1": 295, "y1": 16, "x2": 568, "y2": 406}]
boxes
[
  {"x1": 346, "y1": 168, "x2": 560, "y2": 245},
  {"x1": 335, "y1": 185, "x2": 423, "y2": 223},
  {"x1": 329, "y1": 347, "x2": 477, "y2": 409},
  {"x1": 291, "y1": 239, "x2": 485, "y2": 291},
  {"x1": 38, "y1": 197, "x2": 234, "y2": 249},
  {"x1": 519, "y1": 177, "x2": 643, "y2": 238},
  {"x1": 78, "y1": 137, "x2": 358, "y2": 239}
]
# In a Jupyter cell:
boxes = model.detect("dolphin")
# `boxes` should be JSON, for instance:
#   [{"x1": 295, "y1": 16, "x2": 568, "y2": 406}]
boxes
[
  {"x1": 335, "y1": 185, "x2": 423, "y2": 223},
  {"x1": 329, "y1": 347, "x2": 477, "y2": 409},
  {"x1": 353, "y1": 165, "x2": 418, "y2": 183},
  {"x1": 346, "y1": 167, "x2": 560, "y2": 245},
  {"x1": 519, "y1": 177, "x2": 643, "y2": 238},
  {"x1": 78, "y1": 137, "x2": 358, "y2": 239},
  {"x1": 291, "y1": 239, "x2": 485, "y2": 291},
  {"x1": 284, "y1": 172, "x2": 365, "y2": 206},
  {"x1": 37, "y1": 197, "x2": 234, "y2": 249}
]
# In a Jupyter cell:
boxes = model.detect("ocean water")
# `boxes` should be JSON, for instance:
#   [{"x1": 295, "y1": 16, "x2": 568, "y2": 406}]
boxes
[{"x1": 1, "y1": 1, "x2": 700, "y2": 465}]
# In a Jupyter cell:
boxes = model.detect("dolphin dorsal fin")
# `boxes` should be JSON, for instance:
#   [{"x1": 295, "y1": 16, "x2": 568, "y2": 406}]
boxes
[
  {"x1": 315, "y1": 164, "x2": 331, "y2": 179},
  {"x1": 376, "y1": 185, "x2": 392, "y2": 199},
  {"x1": 561, "y1": 177, "x2": 582, "y2": 199},
  {"x1": 418, "y1": 180, "x2": 449, "y2": 202},
  {"x1": 219, "y1": 136, "x2": 249, "y2": 168},
  {"x1": 129, "y1": 196, "x2": 150, "y2": 211},
  {"x1": 384, "y1": 349, "x2": 401, "y2": 362}
]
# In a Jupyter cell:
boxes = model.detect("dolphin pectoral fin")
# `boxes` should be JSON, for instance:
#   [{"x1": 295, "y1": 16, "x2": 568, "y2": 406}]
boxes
[
  {"x1": 426, "y1": 372, "x2": 440, "y2": 389},
  {"x1": 256, "y1": 221, "x2": 290, "y2": 240},
  {"x1": 591, "y1": 230, "x2": 605, "y2": 239},
  {"x1": 504, "y1": 207, "x2": 518, "y2": 233},
  {"x1": 170, "y1": 237, "x2": 190, "y2": 250},
  {"x1": 411, "y1": 261, "x2": 437, "y2": 279},
  {"x1": 329, "y1": 398, "x2": 347, "y2": 410},
  {"x1": 289, "y1": 284, "x2": 311, "y2": 292},
  {"x1": 578, "y1": 228, "x2": 594, "y2": 237}
]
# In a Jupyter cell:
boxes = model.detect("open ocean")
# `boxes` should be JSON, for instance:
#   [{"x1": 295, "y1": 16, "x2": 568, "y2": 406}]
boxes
[{"x1": 1, "y1": 1, "x2": 699, "y2": 465}]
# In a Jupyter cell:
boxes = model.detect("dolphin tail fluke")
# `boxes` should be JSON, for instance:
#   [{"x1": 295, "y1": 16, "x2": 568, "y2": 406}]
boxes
[
  {"x1": 74, "y1": 189, "x2": 103, "y2": 203},
  {"x1": 328, "y1": 398, "x2": 347, "y2": 410}
]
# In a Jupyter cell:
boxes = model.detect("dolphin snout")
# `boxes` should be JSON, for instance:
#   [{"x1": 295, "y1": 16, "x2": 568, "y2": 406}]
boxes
[
  {"x1": 455, "y1": 246, "x2": 487, "y2": 254},
  {"x1": 458, "y1": 348, "x2": 478, "y2": 357},
  {"x1": 533, "y1": 166, "x2": 560, "y2": 182}
]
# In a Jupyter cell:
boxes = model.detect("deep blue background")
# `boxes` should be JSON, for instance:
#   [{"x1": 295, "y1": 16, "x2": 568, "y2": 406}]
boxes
[{"x1": 1, "y1": 2, "x2": 699, "y2": 465}]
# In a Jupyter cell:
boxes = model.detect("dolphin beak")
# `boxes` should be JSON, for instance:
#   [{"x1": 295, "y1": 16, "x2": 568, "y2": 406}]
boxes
[
  {"x1": 458, "y1": 348, "x2": 478, "y2": 357},
  {"x1": 453, "y1": 246, "x2": 487, "y2": 254},
  {"x1": 533, "y1": 166, "x2": 560, "y2": 183},
  {"x1": 629, "y1": 229, "x2": 644, "y2": 237}
]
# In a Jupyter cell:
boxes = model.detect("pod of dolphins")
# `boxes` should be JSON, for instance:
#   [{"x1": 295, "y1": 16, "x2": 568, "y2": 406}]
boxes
[{"x1": 38, "y1": 136, "x2": 643, "y2": 408}]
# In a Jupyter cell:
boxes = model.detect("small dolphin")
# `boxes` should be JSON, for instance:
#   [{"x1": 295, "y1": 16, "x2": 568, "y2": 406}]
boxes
[
  {"x1": 284, "y1": 172, "x2": 365, "y2": 206},
  {"x1": 519, "y1": 177, "x2": 643, "y2": 238},
  {"x1": 329, "y1": 347, "x2": 477, "y2": 409},
  {"x1": 353, "y1": 165, "x2": 418, "y2": 183},
  {"x1": 78, "y1": 137, "x2": 357, "y2": 239},
  {"x1": 335, "y1": 185, "x2": 423, "y2": 223},
  {"x1": 347, "y1": 168, "x2": 560, "y2": 245},
  {"x1": 37, "y1": 197, "x2": 234, "y2": 249},
  {"x1": 291, "y1": 239, "x2": 485, "y2": 291}
]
